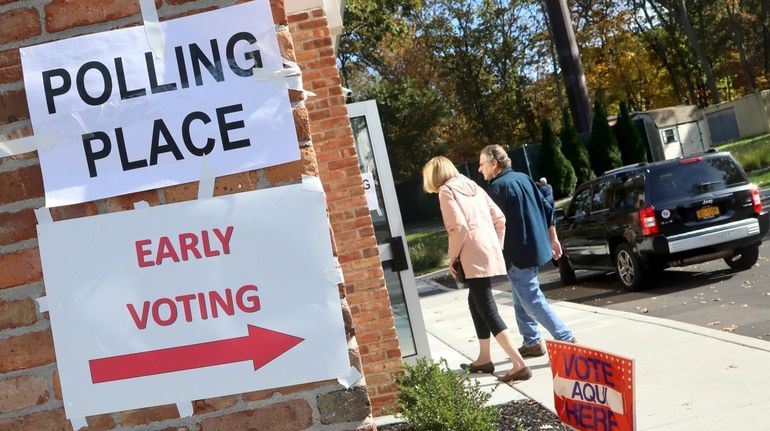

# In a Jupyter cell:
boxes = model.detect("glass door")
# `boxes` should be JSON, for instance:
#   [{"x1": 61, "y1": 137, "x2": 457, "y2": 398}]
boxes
[{"x1": 347, "y1": 100, "x2": 430, "y2": 362}]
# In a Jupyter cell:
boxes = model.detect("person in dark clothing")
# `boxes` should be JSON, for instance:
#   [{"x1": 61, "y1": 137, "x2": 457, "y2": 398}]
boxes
[
  {"x1": 478, "y1": 145, "x2": 575, "y2": 358},
  {"x1": 538, "y1": 177, "x2": 555, "y2": 208}
]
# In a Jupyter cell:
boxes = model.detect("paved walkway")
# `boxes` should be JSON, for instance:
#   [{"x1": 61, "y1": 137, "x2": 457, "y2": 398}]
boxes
[{"x1": 377, "y1": 272, "x2": 770, "y2": 430}]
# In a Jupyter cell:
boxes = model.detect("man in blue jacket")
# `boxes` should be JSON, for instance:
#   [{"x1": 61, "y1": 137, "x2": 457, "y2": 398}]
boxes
[{"x1": 478, "y1": 145, "x2": 575, "y2": 357}]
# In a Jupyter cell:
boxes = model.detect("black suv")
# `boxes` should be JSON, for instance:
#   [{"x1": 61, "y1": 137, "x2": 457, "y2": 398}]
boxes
[{"x1": 556, "y1": 151, "x2": 769, "y2": 290}]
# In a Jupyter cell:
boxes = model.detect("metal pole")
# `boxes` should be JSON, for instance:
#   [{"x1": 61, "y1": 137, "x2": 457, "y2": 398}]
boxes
[{"x1": 543, "y1": 0, "x2": 592, "y2": 134}]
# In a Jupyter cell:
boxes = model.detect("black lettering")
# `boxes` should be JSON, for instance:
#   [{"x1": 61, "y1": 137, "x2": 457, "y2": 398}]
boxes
[
  {"x1": 42, "y1": 68, "x2": 71, "y2": 115},
  {"x1": 226, "y1": 32, "x2": 262, "y2": 77},
  {"x1": 76, "y1": 61, "x2": 112, "y2": 107},
  {"x1": 217, "y1": 104, "x2": 250, "y2": 151},
  {"x1": 82, "y1": 132, "x2": 112, "y2": 178},
  {"x1": 190, "y1": 39, "x2": 224, "y2": 86},
  {"x1": 182, "y1": 111, "x2": 214, "y2": 156},
  {"x1": 144, "y1": 52, "x2": 177, "y2": 94},
  {"x1": 114, "y1": 57, "x2": 147, "y2": 100},
  {"x1": 175, "y1": 46, "x2": 190, "y2": 89},
  {"x1": 150, "y1": 119, "x2": 184, "y2": 165},
  {"x1": 116, "y1": 127, "x2": 149, "y2": 172}
]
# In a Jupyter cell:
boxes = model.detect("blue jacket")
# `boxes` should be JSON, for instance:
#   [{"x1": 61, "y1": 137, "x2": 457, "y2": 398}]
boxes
[{"x1": 486, "y1": 169, "x2": 554, "y2": 269}]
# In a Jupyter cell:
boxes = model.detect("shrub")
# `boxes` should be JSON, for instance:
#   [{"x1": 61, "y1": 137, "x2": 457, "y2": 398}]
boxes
[
  {"x1": 539, "y1": 118, "x2": 577, "y2": 199},
  {"x1": 560, "y1": 108, "x2": 595, "y2": 187},
  {"x1": 409, "y1": 242, "x2": 445, "y2": 275},
  {"x1": 589, "y1": 99, "x2": 622, "y2": 175},
  {"x1": 395, "y1": 358, "x2": 498, "y2": 431},
  {"x1": 614, "y1": 101, "x2": 647, "y2": 165}
]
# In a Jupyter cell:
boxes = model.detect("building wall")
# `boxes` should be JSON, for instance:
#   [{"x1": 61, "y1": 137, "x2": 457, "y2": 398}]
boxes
[
  {"x1": 702, "y1": 90, "x2": 770, "y2": 140},
  {"x1": 0, "y1": 1, "x2": 376, "y2": 430},
  {"x1": 286, "y1": 5, "x2": 403, "y2": 416}
]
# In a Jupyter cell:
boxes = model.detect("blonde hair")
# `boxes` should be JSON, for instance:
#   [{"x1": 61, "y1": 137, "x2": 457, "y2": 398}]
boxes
[{"x1": 422, "y1": 156, "x2": 460, "y2": 193}]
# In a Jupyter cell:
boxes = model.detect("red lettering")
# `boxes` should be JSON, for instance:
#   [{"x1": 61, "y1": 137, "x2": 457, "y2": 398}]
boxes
[
  {"x1": 201, "y1": 231, "x2": 220, "y2": 257},
  {"x1": 152, "y1": 298, "x2": 178, "y2": 326},
  {"x1": 209, "y1": 288, "x2": 233, "y2": 317},
  {"x1": 135, "y1": 239, "x2": 154, "y2": 268},
  {"x1": 175, "y1": 294, "x2": 196, "y2": 322},
  {"x1": 155, "y1": 236, "x2": 180, "y2": 265},
  {"x1": 126, "y1": 301, "x2": 150, "y2": 329},
  {"x1": 213, "y1": 226, "x2": 234, "y2": 254},
  {"x1": 178, "y1": 233, "x2": 201, "y2": 261},
  {"x1": 236, "y1": 284, "x2": 260, "y2": 312},
  {"x1": 197, "y1": 292, "x2": 208, "y2": 320}
]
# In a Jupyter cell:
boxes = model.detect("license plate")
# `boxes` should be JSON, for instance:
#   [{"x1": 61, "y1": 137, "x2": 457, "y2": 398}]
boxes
[{"x1": 696, "y1": 205, "x2": 720, "y2": 220}]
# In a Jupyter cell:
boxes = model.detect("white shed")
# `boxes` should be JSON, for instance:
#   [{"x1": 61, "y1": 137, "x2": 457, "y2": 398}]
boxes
[{"x1": 631, "y1": 105, "x2": 712, "y2": 161}]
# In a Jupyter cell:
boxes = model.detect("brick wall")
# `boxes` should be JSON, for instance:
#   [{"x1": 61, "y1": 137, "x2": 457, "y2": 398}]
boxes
[
  {"x1": 287, "y1": 7, "x2": 403, "y2": 415},
  {"x1": 0, "y1": 0, "x2": 376, "y2": 430}
]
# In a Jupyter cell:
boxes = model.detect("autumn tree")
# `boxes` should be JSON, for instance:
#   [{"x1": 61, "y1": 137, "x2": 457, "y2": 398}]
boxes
[
  {"x1": 588, "y1": 99, "x2": 622, "y2": 176},
  {"x1": 539, "y1": 118, "x2": 577, "y2": 198}
]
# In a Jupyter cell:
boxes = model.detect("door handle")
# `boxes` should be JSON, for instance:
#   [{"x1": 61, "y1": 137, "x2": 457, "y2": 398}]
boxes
[{"x1": 389, "y1": 236, "x2": 409, "y2": 271}]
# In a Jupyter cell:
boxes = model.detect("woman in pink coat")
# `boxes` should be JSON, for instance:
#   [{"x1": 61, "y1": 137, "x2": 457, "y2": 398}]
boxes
[{"x1": 423, "y1": 156, "x2": 530, "y2": 383}]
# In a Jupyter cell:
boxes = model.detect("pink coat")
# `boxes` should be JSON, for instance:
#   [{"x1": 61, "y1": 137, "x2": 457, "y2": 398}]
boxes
[{"x1": 439, "y1": 175, "x2": 507, "y2": 279}]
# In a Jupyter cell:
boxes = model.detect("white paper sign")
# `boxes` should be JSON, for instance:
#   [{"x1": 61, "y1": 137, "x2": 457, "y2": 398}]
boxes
[
  {"x1": 37, "y1": 184, "x2": 350, "y2": 419},
  {"x1": 361, "y1": 172, "x2": 380, "y2": 212},
  {"x1": 21, "y1": 2, "x2": 300, "y2": 207}
]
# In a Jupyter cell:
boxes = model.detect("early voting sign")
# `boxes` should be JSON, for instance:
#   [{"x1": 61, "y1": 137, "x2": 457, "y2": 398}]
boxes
[
  {"x1": 21, "y1": 1, "x2": 299, "y2": 207},
  {"x1": 546, "y1": 341, "x2": 635, "y2": 431},
  {"x1": 36, "y1": 183, "x2": 350, "y2": 419}
]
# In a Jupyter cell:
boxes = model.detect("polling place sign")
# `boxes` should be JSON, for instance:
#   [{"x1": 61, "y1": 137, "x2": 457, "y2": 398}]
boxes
[
  {"x1": 546, "y1": 341, "x2": 635, "y2": 431},
  {"x1": 21, "y1": 1, "x2": 299, "y2": 207},
  {"x1": 36, "y1": 183, "x2": 350, "y2": 419}
]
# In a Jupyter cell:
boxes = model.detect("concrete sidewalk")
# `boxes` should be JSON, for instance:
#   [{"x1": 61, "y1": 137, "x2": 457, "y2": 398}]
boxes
[{"x1": 395, "y1": 275, "x2": 770, "y2": 430}]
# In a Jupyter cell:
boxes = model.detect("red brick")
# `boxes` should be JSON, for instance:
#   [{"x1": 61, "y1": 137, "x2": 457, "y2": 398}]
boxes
[
  {"x1": 164, "y1": 5, "x2": 217, "y2": 20},
  {"x1": 0, "y1": 298, "x2": 36, "y2": 330},
  {"x1": 49, "y1": 202, "x2": 98, "y2": 221},
  {"x1": 0, "y1": 208, "x2": 36, "y2": 246},
  {"x1": 294, "y1": 106, "x2": 311, "y2": 142},
  {"x1": 193, "y1": 395, "x2": 237, "y2": 414},
  {"x1": 269, "y1": 0, "x2": 288, "y2": 25},
  {"x1": 0, "y1": 49, "x2": 22, "y2": 84},
  {"x1": 118, "y1": 404, "x2": 178, "y2": 426},
  {"x1": 44, "y1": 0, "x2": 161, "y2": 33},
  {"x1": 52, "y1": 369, "x2": 62, "y2": 399},
  {"x1": 0, "y1": 248, "x2": 42, "y2": 290},
  {"x1": 0, "y1": 376, "x2": 49, "y2": 412},
  {"x1": 0, "y1": 330, "x2": 55, "y2": 373},
  {"x1": 243, "y1": 380, "x2": 334, "y2": 402},
  {"x1": 105, "y1": 190, "x2": 160, "y2": 212},
  {"x1": 0, "y1": 8, "x2": 40, "y2": 45},
  {"x1": 84, "y1": 414, "x2": 115, "y2": 431},
  {"x1": 0, "y1": 165, "x2": 42, "y2": 205},
  {"x1": 199, "y1": 399, "x2": 313, "y2": 431},
  {"x1": 163, "y1": 181, "x2": 197, "y2": 203},
  {"x1": 0, "y1": 89, "x2": 30, "y2": 126},
  {"x1": 277, "y1": 31, "x2": 295, "y2": 62},
  {"x1": 0, "y1": 408, "x2": 72, "y2": 431},
  {"x1": 213, "y1": 171, "x2": 258, "y2": 197}
]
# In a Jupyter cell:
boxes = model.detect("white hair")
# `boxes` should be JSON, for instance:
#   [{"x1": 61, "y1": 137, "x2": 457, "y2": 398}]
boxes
[{"x1": 539, "y1": 177, "x2": 548, "y2": 185}]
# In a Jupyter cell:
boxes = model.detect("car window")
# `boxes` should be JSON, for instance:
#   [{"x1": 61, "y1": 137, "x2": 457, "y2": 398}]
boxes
[
  {"x1": 615, "y1": 172, "x2": 646, "y2": 209},
  {"x1": 591, "y1": 180, "x2": 614, "y2": 212},
  {"x1": 568, "y1": 187, "x2": 592, "y2": 219},
  {"x1": 648, "y1": 156, "x2": 747, "y2": 201}
]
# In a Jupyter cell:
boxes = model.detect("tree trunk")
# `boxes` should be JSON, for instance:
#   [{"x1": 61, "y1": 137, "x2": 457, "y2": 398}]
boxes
[
  {"x1": 676, "y1": 0, "x2": 720, "y2": 104},
  {"x1": 727, "y1": 1, "x2": 756, "y2": 92},
  {"x1": 761, "y1": 0, "x2": 770, "y2": 82}
]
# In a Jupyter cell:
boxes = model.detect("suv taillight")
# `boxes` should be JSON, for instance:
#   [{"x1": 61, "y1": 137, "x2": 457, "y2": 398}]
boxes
[
  {"x1": 639, "y1": 206, "x2": 659, "y2": 236},
  {"x1": 751, "y1": 187, "x2": 762, "y2": 214}
]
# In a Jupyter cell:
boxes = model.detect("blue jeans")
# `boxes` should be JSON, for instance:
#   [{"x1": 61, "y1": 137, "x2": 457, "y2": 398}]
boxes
[{"x1": 507, "y1": 264, "x2": 573, "y2": 346}]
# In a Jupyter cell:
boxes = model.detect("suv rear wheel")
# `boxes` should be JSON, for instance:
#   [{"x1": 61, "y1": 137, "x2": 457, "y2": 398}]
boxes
[
  {"x1": 723, "y1": 245, "x2": 759, "y2": 270},
  {"x1": 614, "y1": 243, "x2": 644, "y2": 291},
  {"x1": 558, "y1": 256, "x2": 576, "y2": 286}
]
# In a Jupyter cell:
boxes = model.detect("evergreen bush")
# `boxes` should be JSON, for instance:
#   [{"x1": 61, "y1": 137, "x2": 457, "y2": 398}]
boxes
[
  {"x1": 614, "y1": 101, "x2": 647, "y2": 165},
  {"x1": 588, "y1": 100, "x2": 622, "y2": 176},
  {"x1": 559, "y1": 108, "x2": 595, "y2": 187},
  {"x1": 539, "y1": 118, "x2": 577, "y2": 199},
  {"x1": 394, "y1": 358, "x2": 498, "y2": 431}
]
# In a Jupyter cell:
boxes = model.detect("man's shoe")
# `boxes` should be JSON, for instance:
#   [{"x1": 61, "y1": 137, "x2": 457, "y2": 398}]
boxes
[
  {"x1": 498, "y1": 366, "x2": 532, "y2": 383},
  {"x1": 460, "y1": 362, "x2": 494, "y2": 374},
  {"x1": 568, "y1": 337, "x2": 577, "y2": 344},
  {"x1": 518, "y1": 342, "x2": 546, "y2": 358}
]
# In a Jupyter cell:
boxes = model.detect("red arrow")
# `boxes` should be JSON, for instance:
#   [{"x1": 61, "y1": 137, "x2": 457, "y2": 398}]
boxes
[{"x1": 89, "y1": 325, "x2": 304, "y2": 384}]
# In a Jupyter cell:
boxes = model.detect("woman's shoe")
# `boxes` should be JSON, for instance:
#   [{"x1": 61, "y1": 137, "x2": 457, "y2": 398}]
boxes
[
  {"x1": 460, "y1": 362, "x2": 495, "y2": 374},
  {"x1": 497, "y1": 366, "x2": 532, "y2": 383}
]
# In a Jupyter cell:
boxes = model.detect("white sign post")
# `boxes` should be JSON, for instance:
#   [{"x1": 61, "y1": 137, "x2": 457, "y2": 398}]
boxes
[
  {"x1": 37, "y1": 184, "x2": 350, "y2": 419},
  {"x1": 21, "y1": 1, "x2": 299, "y2": 207}
]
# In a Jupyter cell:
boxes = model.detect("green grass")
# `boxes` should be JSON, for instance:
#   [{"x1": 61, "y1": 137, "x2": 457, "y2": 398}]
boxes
[
  {"x1": 749, "y1": 169, "x2": 770, "y2": 188},
  {"x1": 716, "y1": 134, "x2": 770, "y2": 173},
  {"x1": 406, "y1": 229, "x2": 448, "y2": 276}
]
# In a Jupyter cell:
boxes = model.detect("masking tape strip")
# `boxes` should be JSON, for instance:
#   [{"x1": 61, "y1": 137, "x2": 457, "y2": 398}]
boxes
[
  {"x1": 337, "y1": 366, "x2": 362, "y2": 389},
  {"x1": 301, "y1": 175, "x2": 324, "y2": 193},
  {"x1": 324, "y1": 268, "x2": 345, "y2": 285},
  {"x1": 0, "y1": 131, "x2": 57, "y2": 157},
  {"x1": 139, "y1": 0, "x2": 165, "y2": 60},
  {"x1": 198, "y1": 160, "x2": 216, "y2": 199},
  {"x1": 35, "y1": 296, "x2": 49, "y2": 313},
  {"x1": 252, "y1": 59, "x2": 316, "y2": 97},
  {"x1": 34, "y1": 207, "x2": 53, "y2": 224},
  {"x1": 176, "y1": 401, "x2": 194, "y2": 418},
  {"x1": 70, "y1": 417, "x2": 87, "y2": 430},
  {"x1": 133, "y1": 200, "x2": 150, "y2": 209}
]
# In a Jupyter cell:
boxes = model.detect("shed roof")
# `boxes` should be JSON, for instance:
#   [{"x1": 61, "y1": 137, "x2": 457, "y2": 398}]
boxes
[{"x1": 631, "y1": 105, "x2": 704, "y2": 128}]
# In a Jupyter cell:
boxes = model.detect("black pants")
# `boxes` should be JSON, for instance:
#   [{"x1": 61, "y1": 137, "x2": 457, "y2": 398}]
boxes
[{"x1": 467, "y1": 276, "x2": 508, "y2": 339}]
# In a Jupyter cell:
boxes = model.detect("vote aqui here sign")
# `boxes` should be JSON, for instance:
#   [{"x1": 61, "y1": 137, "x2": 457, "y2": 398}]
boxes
[
  {"x1": 546, "y1": 340, "x2": 635, "y2": 431},
  {"x1": 37, "y1": 183, "x2": 351, "y2": 419},
  {"x1": 20, "y1": 1, "x2": 300, "y2": 207}
]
